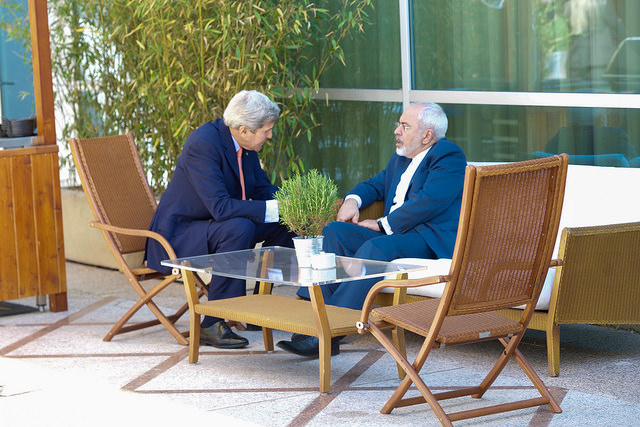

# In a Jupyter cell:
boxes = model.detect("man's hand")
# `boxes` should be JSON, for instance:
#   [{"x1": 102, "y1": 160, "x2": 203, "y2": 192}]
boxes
[
  {"x1": 336, "y1": 198, "x2": 359, "y2": 223},
  {"x1": 357, "y1": 218, "x2": 382, "y2": 232}
]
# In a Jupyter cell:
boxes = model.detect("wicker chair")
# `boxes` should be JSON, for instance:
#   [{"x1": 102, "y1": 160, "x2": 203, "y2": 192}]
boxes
[
  {"x1": 501, "y1": 221, "x2": 640, "y2": 376},
  {"x1": 69, "y1": 133, "x2": 203, "y2": 345},
  {"x1": 357, "y1": 155, "x2": 568, "y2": 425},
  {"x1": 366, "y1": 209, "x2": 640, "y2": 377}
]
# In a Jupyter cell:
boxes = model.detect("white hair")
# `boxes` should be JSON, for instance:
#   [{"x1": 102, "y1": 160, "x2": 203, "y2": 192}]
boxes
[
  {"x1": 416, "y1": 102, "x2": 448, "y2": 141},
  {"x1": 223, "y1": 90, "x2": 280, "y2": 131}
]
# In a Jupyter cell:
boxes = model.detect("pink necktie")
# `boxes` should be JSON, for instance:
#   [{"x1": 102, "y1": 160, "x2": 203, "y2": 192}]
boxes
[{"x1": 237, "y1": 148, "x2": 246, "y2": 200}]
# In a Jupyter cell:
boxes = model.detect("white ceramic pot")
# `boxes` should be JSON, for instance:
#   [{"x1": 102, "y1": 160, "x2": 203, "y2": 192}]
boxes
[{"x1": 292, "y1": 236, "x2": 324, "y2": 268}]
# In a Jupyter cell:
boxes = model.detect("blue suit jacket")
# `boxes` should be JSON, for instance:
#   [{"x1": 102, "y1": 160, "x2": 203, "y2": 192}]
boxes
[
  {"x1": 350, "y1": 138, "x2": 467, "y2": 258},
  {"x1": 145, "y1": 119, "x2": 277, "y2": 272}
]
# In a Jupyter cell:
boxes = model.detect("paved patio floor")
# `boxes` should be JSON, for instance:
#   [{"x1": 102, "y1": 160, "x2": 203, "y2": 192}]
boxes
[{"x1": 1, "y1": 261, "x2": 639, "y2": 426}]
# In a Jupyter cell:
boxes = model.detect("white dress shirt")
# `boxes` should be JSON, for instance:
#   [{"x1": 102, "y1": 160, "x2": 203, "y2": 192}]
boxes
[{"x1": 347, "y1": 147, "x2": 431, "y2": 234}]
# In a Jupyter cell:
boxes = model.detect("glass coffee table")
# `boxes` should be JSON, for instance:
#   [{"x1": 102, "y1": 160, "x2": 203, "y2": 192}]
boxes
[{"x1": 162, "y1": 246, "x2": 425, "y2": 393}]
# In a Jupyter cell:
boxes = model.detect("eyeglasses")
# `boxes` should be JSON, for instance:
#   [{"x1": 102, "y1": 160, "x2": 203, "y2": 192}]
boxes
[{"x1": 394, "y1": 121, "x2": 411, "y2": 131}]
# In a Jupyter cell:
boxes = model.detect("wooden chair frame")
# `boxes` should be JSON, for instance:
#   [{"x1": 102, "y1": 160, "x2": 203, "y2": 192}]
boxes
[
  {"x1": 357, "y1": 155, "x2": 568, "y2": 425},
  {"x1": 70, "y1": 133, "x2": 205, "y2": 345}
]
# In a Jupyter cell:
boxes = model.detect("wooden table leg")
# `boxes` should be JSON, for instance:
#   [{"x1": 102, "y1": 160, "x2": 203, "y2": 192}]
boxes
[
  {"x1": 181, "y1": 270, "x2": 201, "y2": 363},
  {"x1": 257, "y1": 251, "x2": 274, "y2": 351},
  {"x1": 309, "y1": 285, "x2": 332, "y2": 393},
  {"x1": 392, "y1": 273, "x2": 408, "y2": 379}
]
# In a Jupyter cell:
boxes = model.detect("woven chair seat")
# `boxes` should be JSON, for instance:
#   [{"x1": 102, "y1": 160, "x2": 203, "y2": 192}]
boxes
[{"x1": 373, "y1": 299, "x2": 524, "y2": 345}]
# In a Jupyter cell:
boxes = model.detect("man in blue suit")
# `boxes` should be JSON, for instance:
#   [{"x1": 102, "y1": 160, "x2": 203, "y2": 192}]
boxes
[
  {"x1": 277, "y1": 101, "x2": 467, "y2": 357},
  {"x1": 145, "y1": 90, "x2": 295, "y2": 349}
]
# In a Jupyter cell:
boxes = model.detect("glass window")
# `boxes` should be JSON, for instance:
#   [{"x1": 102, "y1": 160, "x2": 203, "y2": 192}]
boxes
[
  {"x1": 317, "y1": 1, "x2": 401, "y2": 89},
  {"x1": 302, "y1": 1, "x2": 640, "y2": 177},
  {"x1": 296, "y1": 101, "x2": 401, "y2": 194},
  {"x1": 299, "y1": 100, "x2": 640, "y2": 198},
  {"x1": 0, "y1": 0, "x2": 34, "y2": 121},
  {"x1": 412, "y1": 0, "x2": 640, "y2": 94},
  {"x1": 443, "y1": 103, "x2": 640, "y2": 167}
]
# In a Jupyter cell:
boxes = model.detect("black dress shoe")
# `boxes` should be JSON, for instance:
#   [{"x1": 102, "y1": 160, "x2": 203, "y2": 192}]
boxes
[
  {"x1": 200, "y1": 320, "x2": 249, "y2": 349},
  {"x1": 276, "y1": 334, "x2": 342, "y2": 357}
]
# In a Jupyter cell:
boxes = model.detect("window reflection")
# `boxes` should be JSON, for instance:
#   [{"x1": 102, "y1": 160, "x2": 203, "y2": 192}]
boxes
[
  {"x1": 302, "y1": 0, "x2": 640, "y2": 177},
  {"x1": 564, "y1": 0, "x2": 623, "y2": 91},
  {"x1": 300, "y1": 101, "x2": 640, "y2": 195},
  {"x1": 296, "y1": 101, "x2": 401, "y2": 194},
  {"x1": 539, "y1": 106, "x2": 639, "y2": 166},
  {"x1": 412, "y1": 0, "x2": 639, "y2": 94},
  {"x1": 316, "y1": 2, "x2": 401, "y2": 89},
  {"x1": 445, "y1": 103, "x2": 640, "y2": 167}
]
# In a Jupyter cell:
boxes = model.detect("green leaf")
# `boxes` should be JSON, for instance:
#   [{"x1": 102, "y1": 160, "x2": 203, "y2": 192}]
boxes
[{"x1": 46, "y1": 0, "x2": 373, "y2": 192}]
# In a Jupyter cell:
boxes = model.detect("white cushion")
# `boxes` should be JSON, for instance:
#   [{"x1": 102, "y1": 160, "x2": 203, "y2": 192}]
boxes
[
  {"x1": 381, "y1": 258, "x2": 554, "y2": 311},
  {"x1": 555, "y1": 165, "x2": 640, "y2": 256},
  {"x1": 381, "y1": 258, "x2": 452, "y2": 298}
]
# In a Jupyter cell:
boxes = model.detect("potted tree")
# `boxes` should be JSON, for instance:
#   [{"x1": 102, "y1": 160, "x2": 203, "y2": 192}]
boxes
[{"x1": 274, "y1": 169, "x2": 339, "y2": 267}]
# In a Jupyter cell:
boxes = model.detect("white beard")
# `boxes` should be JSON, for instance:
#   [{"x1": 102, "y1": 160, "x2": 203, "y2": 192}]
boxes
[{"x1": 395, "y1": 137, "x2": 408, "y2": 157}]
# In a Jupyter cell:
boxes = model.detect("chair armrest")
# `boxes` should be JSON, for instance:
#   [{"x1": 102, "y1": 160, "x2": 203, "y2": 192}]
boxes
[
  {"x1": 357, "y1": 275, "x2": 449, "y2": 333},
  {"x1": 89, "y1": 220, "x2": 177, "y2": 259},
  {"x1": 358, "y1": 200, "x2": 385, "y2": 221}
]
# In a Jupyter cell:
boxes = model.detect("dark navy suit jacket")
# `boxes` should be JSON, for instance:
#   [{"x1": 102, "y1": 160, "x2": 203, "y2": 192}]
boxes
[
  {"x1": 145, "y1": 119, "x2": 277, "y2": 272},
  {"x1": 350, "y1": 138, "x2": 467, "y2": 258}
]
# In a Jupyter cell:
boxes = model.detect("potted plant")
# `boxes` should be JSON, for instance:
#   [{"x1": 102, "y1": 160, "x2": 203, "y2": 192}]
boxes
[{"x1": 274, "y1": 169, "x2": 339, "y2": 267}]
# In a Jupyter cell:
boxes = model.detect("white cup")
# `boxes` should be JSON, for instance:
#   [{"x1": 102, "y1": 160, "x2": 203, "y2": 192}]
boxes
[{"x1": 311, "y1": 252, "x2": 336, "y2": 269}]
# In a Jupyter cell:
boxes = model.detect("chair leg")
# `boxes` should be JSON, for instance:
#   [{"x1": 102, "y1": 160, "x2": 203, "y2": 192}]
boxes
[
  {"x1": 547, "y1": 323, "x2": 560, "y2": 377},
  {"x1": 105, "y1": 296, "x2": 188, "y2": 345},
  {"x1": 368, "y1": 323, "x2": 451, "y2": 424},
  {"x1": 471, "y1": 335, "x2": 523, "y2": 399},
  {"x1": 510, "y1": 346, "x2": 562, "y2": 413},
  {"x1": 392, "y1": 326, "x2": 407, "y2": 380},
  {"x1": 105, "y1": 275, "x2": 188, "y2": 345},
  {"x1": 468, "y1": 336, "x2": 561, "y2": 415},
  {"x1": 189, "y1": 314, "x2": 201, "y2": 364}
]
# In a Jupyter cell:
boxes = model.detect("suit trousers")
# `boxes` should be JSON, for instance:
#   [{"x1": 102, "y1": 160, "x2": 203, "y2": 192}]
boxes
[
  {"x1": 297, "y1": 221, "x2": 436, "y2": 310},
  {"x1": 201, "y1": 217, "x2": 295, "y2": 327}
]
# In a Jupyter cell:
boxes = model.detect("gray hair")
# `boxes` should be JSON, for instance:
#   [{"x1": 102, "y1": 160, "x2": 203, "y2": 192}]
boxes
[
  {"x1": 223, "y1": 90, "x2": 280, "y2": 131},
  {"x1": 416, "y1": 102, "x2": 448, "y2": 141}
]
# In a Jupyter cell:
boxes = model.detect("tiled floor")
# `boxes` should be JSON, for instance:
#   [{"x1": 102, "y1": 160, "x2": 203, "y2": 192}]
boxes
[{"x1": 1, "y1": 261, "x2": 639, "y2": 426}]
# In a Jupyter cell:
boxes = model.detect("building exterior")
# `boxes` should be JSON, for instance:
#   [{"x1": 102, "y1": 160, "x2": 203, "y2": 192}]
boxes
[
  {"x1": 300, "y1": 0, "x2": 640, "y2": 194},
  {"x1": 2, "y1": 1, "x2": 639, "y2": 195}
]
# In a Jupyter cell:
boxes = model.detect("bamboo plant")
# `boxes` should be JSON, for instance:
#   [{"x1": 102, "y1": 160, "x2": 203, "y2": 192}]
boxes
[{"x1": 2, "y1": 0, "x2": 372, "y2": 192}]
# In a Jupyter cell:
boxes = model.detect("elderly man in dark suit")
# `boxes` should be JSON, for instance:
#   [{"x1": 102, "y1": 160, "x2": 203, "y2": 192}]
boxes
[
  {"x1": 145, "y1": 90, "x2": 295, "y2": 349},
  {"x1": 278, "y1": 101, "x2": 467, "y2": 357}
]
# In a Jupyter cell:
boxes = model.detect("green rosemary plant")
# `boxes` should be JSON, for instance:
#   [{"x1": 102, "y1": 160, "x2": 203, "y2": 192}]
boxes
[{"x1": 274, "y1": 169, "x2": 339, "y2": 238}]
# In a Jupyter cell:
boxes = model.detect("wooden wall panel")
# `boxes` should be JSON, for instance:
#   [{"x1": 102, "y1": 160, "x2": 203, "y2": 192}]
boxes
[
  {"x1": 0, "y1": 146, "x2": 67, "y2": 305},
  {"x1": 32, "y1": 151, "x2": 65, "y2": 295},
  {"x1": 12, "y1": 154, "x2": 40, "y2": 298},
  {"x1": 29, "y1": 0, "x2": 56, "y2": 146},
  {"x1": 0, "y1": 157, "x2": 19, "y2": 301}
]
